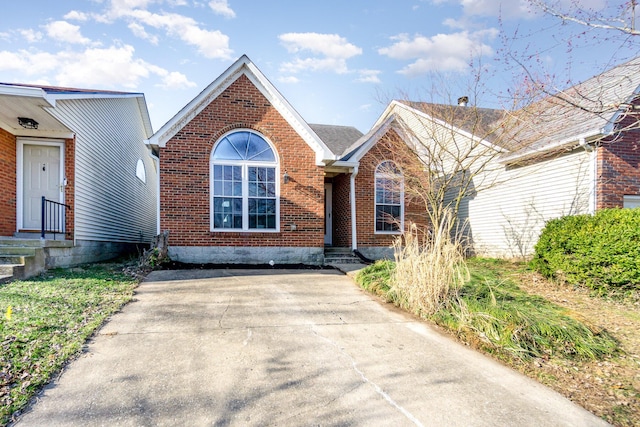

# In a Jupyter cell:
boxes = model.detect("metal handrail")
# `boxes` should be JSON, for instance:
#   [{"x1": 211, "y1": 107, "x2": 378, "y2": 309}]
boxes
[{"x1": 41, "y1": 197, "x2": 70, "y2": 240}]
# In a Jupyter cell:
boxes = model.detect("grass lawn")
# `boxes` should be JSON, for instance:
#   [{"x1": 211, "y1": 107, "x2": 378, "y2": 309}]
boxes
[
  {"x1": 356, "y1": 258, "x2": 640, "y2": 427},
  {"x1": 0, "y1": 263, "x2": 138, "y2": 426}
]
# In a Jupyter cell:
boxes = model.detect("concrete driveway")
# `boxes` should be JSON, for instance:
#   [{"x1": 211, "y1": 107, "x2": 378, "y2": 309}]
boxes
[{"x1": 15, "y1": 269, "x2": 608, "y2": 426}]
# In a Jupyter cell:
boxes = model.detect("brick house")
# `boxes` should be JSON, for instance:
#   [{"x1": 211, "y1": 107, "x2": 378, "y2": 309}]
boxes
[
  {"x1": 146, "y1": 55, "x2": 425, "y2": 264},
  {"x1": 148, "y1": 55, "x2": 640, "y2": 264}
]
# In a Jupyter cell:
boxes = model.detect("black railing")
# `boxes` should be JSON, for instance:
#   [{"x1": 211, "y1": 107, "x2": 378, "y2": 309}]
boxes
[{"x1": 41, "y1": 197, "x2": 70, "y2": 240}]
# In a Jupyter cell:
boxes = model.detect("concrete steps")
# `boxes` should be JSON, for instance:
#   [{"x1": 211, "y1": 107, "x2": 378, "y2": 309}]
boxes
[
  {"x1": 0, "y1": 237, "x2": 72, "y2": 283},
  {"x1": 324, "y1": 247, "x2": 364, "y2": 265}
]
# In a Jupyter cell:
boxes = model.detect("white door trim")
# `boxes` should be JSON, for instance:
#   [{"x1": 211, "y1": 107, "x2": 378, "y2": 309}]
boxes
[
  {"x1": 16, "y1": 138, "x2": 65, "y2": 231},
  {"x1": 324, "y1": 183, "x2": 333, "y2": 245}
]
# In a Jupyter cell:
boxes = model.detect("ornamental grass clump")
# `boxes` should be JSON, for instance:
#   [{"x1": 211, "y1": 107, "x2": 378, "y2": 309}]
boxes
[{"x1": 390, "y1": 213, "x2": 469, "y2": 317}]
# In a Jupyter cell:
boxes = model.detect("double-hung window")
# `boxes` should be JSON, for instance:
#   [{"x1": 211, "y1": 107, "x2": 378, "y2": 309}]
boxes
[
  {"x1": 211, "y1": 130, "x2": 278, "y2": 231},
  {"x1": 375, "y1": 161, "x2": 403, "y2": 233}
]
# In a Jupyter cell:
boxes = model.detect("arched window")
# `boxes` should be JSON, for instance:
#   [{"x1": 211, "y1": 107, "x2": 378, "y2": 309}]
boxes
[
  {"x1": 375, "y1": 161, "x2": 403, "y2": 233},
  {"x1": 136, "y1": 159, "x2": 146, "y2": 183},
  {"x1": 211, "y1": 130, "x2": 278, "y2": 231}
]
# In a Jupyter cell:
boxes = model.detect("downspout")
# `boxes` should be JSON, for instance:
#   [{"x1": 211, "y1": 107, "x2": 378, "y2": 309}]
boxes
[
  {"x1": 579, "y1": 137, "x2": 597, "y2": 213},
  {"x1": 350, "y1": 165, "x2": 359, "y2": 251},
  {"x1": 150, "y1": 152, "x2": 161, "y2": 236},
  {"x1": 591, "y1": 144, "x2": 598, "y2": 213}
]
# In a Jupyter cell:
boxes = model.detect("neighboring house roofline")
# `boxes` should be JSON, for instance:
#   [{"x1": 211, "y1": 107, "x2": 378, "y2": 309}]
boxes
[
  {"x1": 146, "y1": 55, "x2": 335, "y2": 165},
  {"x1": 389, "y1": 100, "x2": 507, "y2": 153},
  {"x1": 504, "y1": 56, "x2": 640, "y2": 161},
  {"x1": 0, "y1": 83, "x2": 153, "y2": 139}
]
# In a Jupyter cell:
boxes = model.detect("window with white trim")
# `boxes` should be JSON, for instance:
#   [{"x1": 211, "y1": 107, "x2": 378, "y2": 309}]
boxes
[
  {"x1": 375, "y1": 161, "x2": 403, "y2": 233},
  {"x1": 211, "y1": 130, "x2": 278, "y2": 231},
  {"x1": 136, "y1": 159, "x2": 146, "y2": 183}
]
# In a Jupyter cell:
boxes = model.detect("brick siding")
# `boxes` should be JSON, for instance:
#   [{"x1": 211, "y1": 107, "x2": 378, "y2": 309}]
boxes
[
  {"x1": 160, "y1": 74, "x2": 324, "y2": 248},
  {"x1": 64, "y1": 137, "x2": 75, "y2": 238},
  {"x1": 596, "y1": 103, "x2": 640, "y2": 209},
  {"x1": 0, "y1": 128, "x2": 16, "y2": 235},
  {"x1": 354, "y1": 129, "x2": 427, "y2": 248}
]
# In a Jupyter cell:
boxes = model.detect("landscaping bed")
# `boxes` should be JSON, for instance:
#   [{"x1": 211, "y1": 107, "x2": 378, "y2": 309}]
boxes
[{"x1": 356, "y1": 258, "x2": 640, "y2": 427}]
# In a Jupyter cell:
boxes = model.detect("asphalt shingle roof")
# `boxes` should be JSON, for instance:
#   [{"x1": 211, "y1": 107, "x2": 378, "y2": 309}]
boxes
[{"x1": 308, "y1": 123, "x2": 364, "y2": 157}]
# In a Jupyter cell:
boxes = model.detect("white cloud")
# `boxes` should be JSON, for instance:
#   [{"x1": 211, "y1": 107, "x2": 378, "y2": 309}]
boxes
[
  {"x1": 278, "y1": 32, "x2": 362, "y2": 75},
  {"x1": 0, "y1": 44, "x2": 191, "y2": 90},
  {"x1": 117, "y1": 9, "x2": 232, "y2": 59},
  {"x1": 280, "y1": 57, "x2": 352, "y2": 74},
  {"x1": 128, "y1": 22, "x2": 159, "y2": 44},
  {"x1": 45, "y1": 21, "x2": 92, "y2": 45},
  {"x1": 356, "y1": 69, "x2": 381, "y2": 84},
  {"x1": 433, "y1": 0, "x2": 532, "y2": 19},
  {"x1": 378, "y1": 30, "x2": 497, "y2": 75},
  {"x1": 209, "y1": 0, "x2": 236, "y2": 18},
  {"x1": 19, "y1": 29, "x2": 43, "y2": 43},
  {"x1": 279, "y1": 33, "x2": 362, "y2": 59},
  {"x1": 277, "y1": 76, "x2": 300, "y2": 84},
  {"x1": 158, "y1": 71, "x2": 196, "y2": 89},
  {"x1": 64, "y1": 10, "x2": 90, "y2": 21}
]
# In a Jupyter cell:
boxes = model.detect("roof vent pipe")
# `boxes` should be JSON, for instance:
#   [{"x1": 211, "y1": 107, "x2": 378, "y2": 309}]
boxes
[{"x1": 457, "y1": 96, "x2": 469, "y2": 107}]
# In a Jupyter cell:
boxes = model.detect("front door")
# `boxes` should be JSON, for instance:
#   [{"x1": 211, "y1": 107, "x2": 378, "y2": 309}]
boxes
[
  {"x1": 324, "y1": 183, "x2": 333, "y2": 245},
  {"x1": 22, "y1": 144, "x2": 63, "y2": 230}
]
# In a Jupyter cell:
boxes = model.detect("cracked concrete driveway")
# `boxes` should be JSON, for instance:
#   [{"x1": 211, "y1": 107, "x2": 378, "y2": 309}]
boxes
[{"x1": 15, "y1": 269, "x2": 609, "y2": 426}]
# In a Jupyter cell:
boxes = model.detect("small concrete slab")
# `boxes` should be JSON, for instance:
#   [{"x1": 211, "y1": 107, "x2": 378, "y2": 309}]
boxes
[{"x1": 15, "y1": 269, "x2": 610, "y2": 427}]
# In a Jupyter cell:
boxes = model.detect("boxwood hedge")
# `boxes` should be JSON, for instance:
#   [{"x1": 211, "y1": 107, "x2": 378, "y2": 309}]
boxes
[{"x1": 531, "y1": 208, "x2": 640, "y2": 293}]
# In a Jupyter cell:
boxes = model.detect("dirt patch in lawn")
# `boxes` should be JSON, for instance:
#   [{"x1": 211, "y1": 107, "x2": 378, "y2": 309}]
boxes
[{"x1": 512, "y1": 271, "x2": 640, "y2": 427}]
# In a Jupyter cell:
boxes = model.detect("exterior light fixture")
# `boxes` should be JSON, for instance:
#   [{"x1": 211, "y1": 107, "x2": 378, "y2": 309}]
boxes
[
  {"x1": 283, "y1": 171, "x2": 290, "y2": 184},
  {"x1": 18, "y1": 117, "x2": 39, "y2": 129}
]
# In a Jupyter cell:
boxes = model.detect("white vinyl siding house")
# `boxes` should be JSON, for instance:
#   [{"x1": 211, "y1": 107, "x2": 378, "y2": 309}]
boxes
[
  {"x1": 46, "y1": 96, "x2": 157, "y2": 244},
  {"x1": 373, "y1": 100, "x2": 598, "y2": 259},
  {"x1": 461, "y1": 149, "x2": 595, "y2": 258}
]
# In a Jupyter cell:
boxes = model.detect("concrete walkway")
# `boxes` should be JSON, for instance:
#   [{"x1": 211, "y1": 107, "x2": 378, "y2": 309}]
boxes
[{"x1": 15, "y1": 269, "x2": 609, "y2": 426}]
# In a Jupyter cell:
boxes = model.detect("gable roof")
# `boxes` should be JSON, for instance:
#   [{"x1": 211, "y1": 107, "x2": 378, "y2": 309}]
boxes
[
  {"x1": 339, "y1": 114, "x2": 400, "y2": 163},
  {"x1": 361, "y1": 57, "x2": 640, "y2": 165},
  {"x1": 397, "y1": 101, "x2": 507, "y2": 146},
  {"x1": 308, "y1": 123, "x2": 363, "y2": 156},
  {"x1": 147, "y1": 55, "x2": 335, "y2": 165},
  {"x1": 0, "y1": 83, "x2": 153, "y2": 138},
  {"x1": 501, "y1": 56, "x2": 640, "y2": 162}
]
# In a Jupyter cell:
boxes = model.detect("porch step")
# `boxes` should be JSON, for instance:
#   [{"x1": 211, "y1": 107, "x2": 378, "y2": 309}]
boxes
[
  {"x1": 0, "y1": 237, "x2": 71, "y2": 282},
  {"x1": 324, "y1": 247, "x2": 364, "y2": 265}
]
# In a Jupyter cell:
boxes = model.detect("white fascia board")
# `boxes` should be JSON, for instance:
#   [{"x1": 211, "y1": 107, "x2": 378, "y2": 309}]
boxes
[
  {"x1": 147, "y1": 58, "x2": 247, "y2": 148},
  {"x1": 0, "y1": 84, "x2": 48, "y2": 99},
  {"x1": 242, "y1": 61, "x2": 335, "y2": 165},
  {"x1": 0, "y1": 84, "x2": 56, "y2": 109},
  {"x1": 500, "y1": 128, "x2": 603, "y2": 164},
  {"x1": 147, "y1": 55, "x2": 334, "y2": 165},
  {"x1": 346, "y1": 115, "x2": 396, "y2": 163}
]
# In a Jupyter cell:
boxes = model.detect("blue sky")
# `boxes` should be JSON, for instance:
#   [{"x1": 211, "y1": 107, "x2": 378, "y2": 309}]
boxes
[{"x1": 0, "y1": 0, "x2": 636, "y2": 132}]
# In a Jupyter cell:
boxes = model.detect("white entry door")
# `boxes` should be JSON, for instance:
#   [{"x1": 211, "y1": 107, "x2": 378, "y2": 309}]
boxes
[
  {"x1": 22, "y1": 144, "x2": 62, "y2": 230},
  {"x1": 324, "y1": 183, "x2": 333, "y2": 245}
]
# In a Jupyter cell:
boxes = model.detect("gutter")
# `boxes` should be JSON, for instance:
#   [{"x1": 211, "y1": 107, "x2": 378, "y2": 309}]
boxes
[
  {"x1": 350, "y1": 165, "x2": 359, "y2": 251},
  {"x1": 500, "y1": 129, "x2": 603, "y2": 165}
]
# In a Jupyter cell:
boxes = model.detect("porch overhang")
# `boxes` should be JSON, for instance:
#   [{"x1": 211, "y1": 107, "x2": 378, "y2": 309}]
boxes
[
  {"x1": 324, "y1": 160, "x2": 358, "y2": 176},
  {"x1": 0, "y1": 85, "x2": 74, "y2": 139}
]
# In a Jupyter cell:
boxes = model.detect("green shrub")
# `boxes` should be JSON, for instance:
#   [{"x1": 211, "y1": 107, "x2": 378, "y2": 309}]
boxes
[{"x1": 531, "y1": 208, "x2": 640, "y2": 293}]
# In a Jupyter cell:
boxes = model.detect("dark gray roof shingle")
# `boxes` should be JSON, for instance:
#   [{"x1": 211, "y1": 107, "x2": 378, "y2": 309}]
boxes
[{"x1": 308, "y1": 123, "x2": 363, "y2": 157}]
